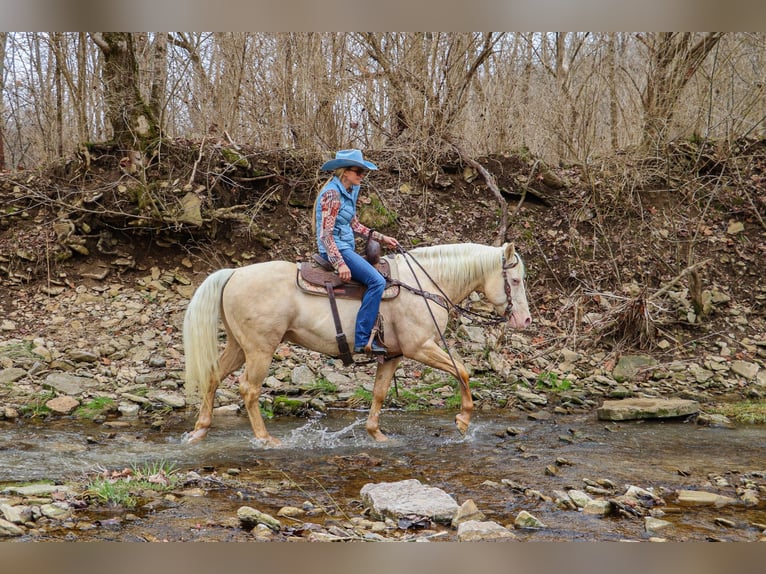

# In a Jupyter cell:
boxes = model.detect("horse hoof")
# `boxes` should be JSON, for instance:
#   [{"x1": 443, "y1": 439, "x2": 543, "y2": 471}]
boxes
[
  {"x1": 183, "y1": 428, "x2": 208, "y2": 444},
  {"x1": 368, "y1": 430, "x2": 389, "y2": 442},
  {"x1": 255, "y1": 435, "x2": 282, "y2": 448},
  {"x1": 455, "y1": 415, "x2": 470, "y2": 435}
]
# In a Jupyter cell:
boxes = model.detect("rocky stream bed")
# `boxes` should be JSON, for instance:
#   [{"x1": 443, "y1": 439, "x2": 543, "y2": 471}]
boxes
[{"x1": 1, "y1": 264, "x2": 765, "y2": 542}]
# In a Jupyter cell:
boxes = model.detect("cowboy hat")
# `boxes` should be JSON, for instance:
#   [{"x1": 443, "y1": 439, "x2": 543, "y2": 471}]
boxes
[{"x1": 320, "y1": 149, "x2": 378, "y2": 171}]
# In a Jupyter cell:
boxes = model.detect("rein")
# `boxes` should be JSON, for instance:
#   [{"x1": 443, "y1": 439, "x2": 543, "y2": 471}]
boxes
[
  {"x1": 392, "y1": 245, "x2": 520, "y2": 393},
  {"x1": 393, "y1": 246, "x2": 519, "y2": 327}
]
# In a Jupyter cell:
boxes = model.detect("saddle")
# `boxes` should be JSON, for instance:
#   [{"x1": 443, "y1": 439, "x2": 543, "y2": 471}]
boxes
[
  {"x1": 296, "y1": 254, "x2": 399, "y2": 300},
  {"x1": 296, "y1": 251, "x2": 399, "y2": 366}
]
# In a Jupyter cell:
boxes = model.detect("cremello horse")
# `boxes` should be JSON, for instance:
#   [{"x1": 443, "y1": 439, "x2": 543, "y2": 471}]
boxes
[{"x1": 183, "y1": 242, "x2": 531, "y2": 445}]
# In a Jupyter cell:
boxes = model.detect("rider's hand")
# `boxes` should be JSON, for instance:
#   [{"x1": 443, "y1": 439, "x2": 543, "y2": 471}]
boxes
[
  {"x1": 337, "y1": 262, "x2": 352, "y2": 282},
  {"x1": 381, "y1": 235, "x2": 399, "y2": 249}
]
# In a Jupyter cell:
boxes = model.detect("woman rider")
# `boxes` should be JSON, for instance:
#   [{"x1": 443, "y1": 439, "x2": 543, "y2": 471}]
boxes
[{"x1": 315, "y1": 149, "x2": 399, "y2": 355}]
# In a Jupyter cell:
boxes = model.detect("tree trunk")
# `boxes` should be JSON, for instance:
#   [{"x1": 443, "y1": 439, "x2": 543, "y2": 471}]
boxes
[
  {"x1": 149, "y1": 32, "x2": 168, "y2": 131},
  {"x1": 90, "y1": 32, "x2": 159, "y2": 151},
  {"x1": 0, "y1": 32, "x2": 7, "y2": 170}
]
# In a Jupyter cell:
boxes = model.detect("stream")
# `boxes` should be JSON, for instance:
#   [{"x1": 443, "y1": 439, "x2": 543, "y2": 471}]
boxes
[{"x1": 1, "y1": 408, "x2": 765, "y2": 541}]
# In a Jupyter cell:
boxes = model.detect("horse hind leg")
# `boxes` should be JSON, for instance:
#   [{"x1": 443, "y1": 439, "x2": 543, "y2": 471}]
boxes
[
  {"x1": 366, "y1": 356, "x2": 403, "y2": 442},
  {"x1": 187, "y1": 339, "x2": 244, "y2": 443},
  {"x1": 239, "y1": 349, "x2": 281, "y2": 446}
]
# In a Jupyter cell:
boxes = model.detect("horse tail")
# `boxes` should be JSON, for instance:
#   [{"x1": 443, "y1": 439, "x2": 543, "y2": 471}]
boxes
[{"x1": 183, "y1": 268, "x2": 235, "y2": 406}]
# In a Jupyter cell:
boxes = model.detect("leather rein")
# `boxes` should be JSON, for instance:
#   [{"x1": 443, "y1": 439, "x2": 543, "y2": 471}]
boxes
[{"x1": 393, "y1": 246, "x2": 521, "y2": 326}]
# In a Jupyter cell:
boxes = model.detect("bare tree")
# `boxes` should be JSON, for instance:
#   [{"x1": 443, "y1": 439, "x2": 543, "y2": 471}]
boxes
[
  {"x1": 0, "y1": 32, "x2": 7, "y2": 170},
  {"x1": 89, "y1": 32, "x2": 159, "y2": 151},
  {"x1": 639, "y1": 32, "x2": 724, "y2": 148}
]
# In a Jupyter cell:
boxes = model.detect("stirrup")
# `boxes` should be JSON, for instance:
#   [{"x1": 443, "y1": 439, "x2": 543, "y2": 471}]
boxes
[{"x1": 354, "y1": 342, "x2": 388, "y2": 355}]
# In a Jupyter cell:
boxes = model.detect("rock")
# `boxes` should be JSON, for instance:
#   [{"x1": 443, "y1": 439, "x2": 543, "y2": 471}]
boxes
[
  {"x1": 147, "y1": 391, "x2": 185, "y2": 408},
  {"x1": 276, "y1": 506, "x2": 305, "y2": 518},
  {"x1": 514, "y1": 389, "x2": 547, "y2": 405},
  {"x1": 623, "y1": 485, "x2": 664, "y2": 506},
  {"x1": 45, "y1": 395, "x2": 80, "y2": 414},
  {"x1": 514, "y1": 510, "x2": 546, "y2": 528},
  {"x1": 212, "y1": 404, "x2": 240, "y2": 416},
  {"x1": 2, "y1": 484, "x2": 71, "y2": 497},
  {"x1": 67, "y1": 349, "x2": 99, "y2": 363},
  {"x1": 462, "y1": 326, "x2": 486, "y2": 345},
  {"x1": 0, "y1": 503, "x2": 31, "y2": 524},
  {"x1": 730, "y1": 360, "x2": 759, "y2": 380},
  {"x1": 0, "y1": 517, "x2": 25, "y2": 537},
  {"x1": 0, "y1": 367, "x2": 26, "y2": 385},
  {"x1": 597, "y1": 398, "x2": 699, "y2": 421},
  {"x1": 645, "y1": 516, "x2": 672, "y2": 533},
  {"x1": 457, "y1": 520, "x2": 516, "y2": 541},
  {"x1": 583, "y1": 499, "x2": 612, "y2": 516},
  {"x1": 118, "y1": 402, "x2": 141, "y2": 417},
  {"x1": 43, "y1": 372, "x2": 100, "y2": 395},
  {"x1": 696, "y1": 413, "x2": 735, "y2": 428},
  {"x1": 360, "y1": 479, "x2": 459, "y2": 524},
  {"x1": 178, "y1": 193, "x2": 203, "y2": 226},
  {"x1": 567, "y1": 490, "x2": 593, "y2": 508},
  {"x1": 726, "y1": 220, "x2": 745, "y2": 234},
  {"x1": 612, "y1": 355, "x2": 657, "y2": 382},
  {"x1": 451, "y1": 499, "x2": 485, "y2": 527},
  {"x1": 291, "y1": 365, "x2": 316, "y2": 387},
  {"x1": 237, "y1": 506, "x2": 281, "y2": 531},
  {"x1": 676, "y1": 490, "x2": 738, "y2": 507},
  {"x1": 40, "y1": 502, "x2": 72, "y2": 520}
]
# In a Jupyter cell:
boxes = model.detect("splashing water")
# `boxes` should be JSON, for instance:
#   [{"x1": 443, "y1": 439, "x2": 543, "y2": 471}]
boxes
[{"x1": 256, "y1": 416, "x2": 369, "y2": 450}]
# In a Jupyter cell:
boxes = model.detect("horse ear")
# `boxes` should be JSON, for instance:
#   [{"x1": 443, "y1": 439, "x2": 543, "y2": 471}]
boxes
[{"x1": 503, "y1": 242, "x2": 515, "y2": 260}]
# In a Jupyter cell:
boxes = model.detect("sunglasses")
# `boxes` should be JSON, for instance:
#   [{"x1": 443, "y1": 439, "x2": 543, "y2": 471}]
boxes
[{"x1": 346, "y1": 167, "x2": 367, "y2": 176}]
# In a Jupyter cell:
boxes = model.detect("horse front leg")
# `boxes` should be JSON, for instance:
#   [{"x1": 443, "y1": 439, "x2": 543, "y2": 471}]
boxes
[
  {"x1": 187, "y1": 341, "x2": 244, "y2": 444},
  {"x1": 240, "y1": 351, "x2": 281, "y2": 447},
  {"x1": 409, "y1": 340, "x2": 473, "y2": 436},
  {"x1": 366, "y1": 356, "x2": 402, "y2": 441}
]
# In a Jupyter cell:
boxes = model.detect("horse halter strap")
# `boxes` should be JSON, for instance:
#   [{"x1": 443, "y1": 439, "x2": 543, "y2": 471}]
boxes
[{"x1": 500, "y1": 251, "x2": 521, "y2": 321}]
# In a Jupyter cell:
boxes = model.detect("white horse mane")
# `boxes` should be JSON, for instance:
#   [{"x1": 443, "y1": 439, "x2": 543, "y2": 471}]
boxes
[{"x1": 406, "y1": 243, "x2": 504, "y2": 286}]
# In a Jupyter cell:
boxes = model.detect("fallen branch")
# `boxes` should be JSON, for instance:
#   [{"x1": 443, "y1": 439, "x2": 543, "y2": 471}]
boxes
[
  {"x1": 447, "y1": 137, "x2": 507, "y2": 245},
  {"x1": 650, "y1": 258, "x2": 712, "y2": 302}
]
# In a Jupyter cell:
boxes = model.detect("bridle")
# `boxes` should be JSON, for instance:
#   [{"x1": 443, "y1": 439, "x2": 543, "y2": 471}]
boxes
[
  {"x1": 391, "y1": 245, "x2": 524, "y2": 392},
  {"x1": 500, "y1": 251, "x2": 523, "y2": 322},
  {"x1": 394, "y1": 246, "x2": 524, "y2": 327}
]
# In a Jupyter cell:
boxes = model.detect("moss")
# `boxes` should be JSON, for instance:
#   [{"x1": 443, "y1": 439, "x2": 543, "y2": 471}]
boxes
[
  {"x1": 273, "y1": 396, "x2": 307, "y2": 415},
  {"x1": 707, "y1": 400, "x2": 766, "y2": 424},
  {"x1": 220, "y1": 147, "x2": 250, "y2": 169},
  {"x1": 75, "y1": 397, "x2": 117, "y2": 420}
]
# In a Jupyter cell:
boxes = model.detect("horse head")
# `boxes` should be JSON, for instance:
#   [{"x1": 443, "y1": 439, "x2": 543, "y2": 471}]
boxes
[{"x1": 491, "y1": 243, "x2": 531, "y2": 329}]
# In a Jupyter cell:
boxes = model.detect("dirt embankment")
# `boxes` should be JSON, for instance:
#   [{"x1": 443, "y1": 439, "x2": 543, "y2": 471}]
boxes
[{"x1": 0, "y1": 140, "x2": 764, "y2": 421}]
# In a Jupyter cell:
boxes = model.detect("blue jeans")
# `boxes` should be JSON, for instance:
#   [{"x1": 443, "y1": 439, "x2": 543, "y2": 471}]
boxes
[{"x1": 329, "y1": 249, "x2": 386, "y2": 347}]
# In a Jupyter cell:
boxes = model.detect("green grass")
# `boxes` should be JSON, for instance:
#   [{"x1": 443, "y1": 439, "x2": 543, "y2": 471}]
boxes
[
  {"x1": 75, "y1": 397, "x2": 117, "y2": 420},
  {"x1": 85, "y1": 460, "x2": 182, "y2": 508},
  {"x1": 707, "y1": 400, "x2": 766, "y2": 424},
  {"x1": 535, "y1": 371, "x2": 572, "y2": 393},
  {"x1": 307, "y1": 377, "x2": 338, "y2": 394},
  {"x1": 351, "y1": 387, "x2": 373, "y2": 405},
  {"x1": 19, "y1": 391, "x2": 56, "y2": 418},
  {"x1": 0, "y1": 341, "x2": 35, "y2": 360}
]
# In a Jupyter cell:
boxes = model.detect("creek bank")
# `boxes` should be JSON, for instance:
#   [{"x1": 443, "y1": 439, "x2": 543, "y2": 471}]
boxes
[{"x1": 2, "y1": 467, "x2": 765, "y2": 541}]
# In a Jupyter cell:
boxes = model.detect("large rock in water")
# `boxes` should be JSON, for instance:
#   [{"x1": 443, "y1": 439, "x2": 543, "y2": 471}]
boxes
[
  {"x1": 597, "y1": 398, "x2": 699, "y2": 421},
  {"x1": 360, "y1": 479, "x2": 459, "y2": 524}
]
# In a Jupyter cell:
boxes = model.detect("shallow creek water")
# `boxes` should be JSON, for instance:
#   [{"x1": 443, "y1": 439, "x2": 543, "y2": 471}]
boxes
[{"x1": 1, "y1": 409, "x2": 765, "y2": 541}]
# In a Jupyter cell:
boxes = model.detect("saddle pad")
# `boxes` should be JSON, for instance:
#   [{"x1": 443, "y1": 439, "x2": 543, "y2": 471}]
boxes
[{"x1": 296, "y1": 256, "x2": 400, "y2": 300}]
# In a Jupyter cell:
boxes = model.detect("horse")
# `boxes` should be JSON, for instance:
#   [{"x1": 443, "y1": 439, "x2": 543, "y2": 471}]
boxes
[{"x1": 182, "y1": 242, "x2": 531, "y2": 445}]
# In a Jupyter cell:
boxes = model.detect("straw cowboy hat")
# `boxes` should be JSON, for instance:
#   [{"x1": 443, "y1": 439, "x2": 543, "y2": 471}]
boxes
[{"x1": 320, "y1": 149, "x2": 378, "y2": 171}]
